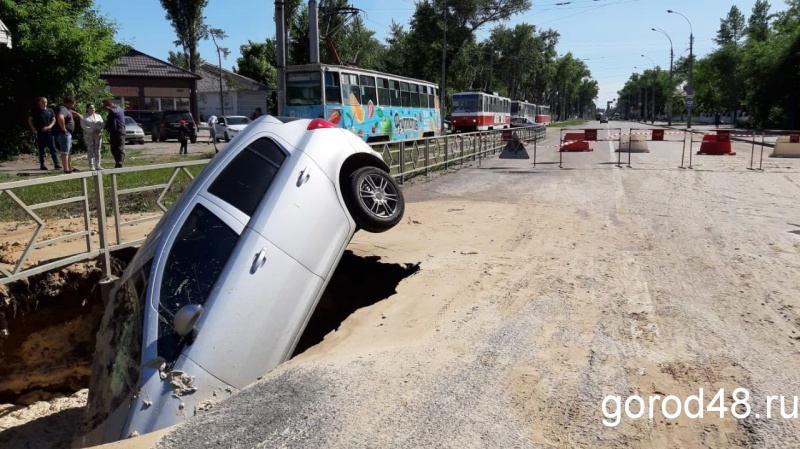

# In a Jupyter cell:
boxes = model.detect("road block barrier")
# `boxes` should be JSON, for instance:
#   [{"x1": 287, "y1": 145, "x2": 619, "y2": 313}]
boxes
[
  {"x1": 560, "y1": 131, "x2": 593, "y2": 152},
  {"x1": 771, "y1": 131, "x2": 800, "y2": 158},
  {"x1": 697, "y1": 130, "x2": 736, "y2": 155},
  {"x1": 619, "y1": 133, "x2": 650, "y2": 153}
]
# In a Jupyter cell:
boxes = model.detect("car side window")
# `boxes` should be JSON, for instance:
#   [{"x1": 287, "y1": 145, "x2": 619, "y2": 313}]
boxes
[
  {"x1": 207, "y1": 137, "x2": 287, "y2": 216},
  {"x1": 157, "y1": 204, "x2": 239, "y2": 362}
]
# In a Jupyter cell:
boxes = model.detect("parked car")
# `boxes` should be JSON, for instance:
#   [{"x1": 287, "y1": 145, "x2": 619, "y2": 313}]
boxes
[
  {"x1": 123, "y1": 110, "x2": 158, "y2": 135},
  {"x1": 214, "y1": 115, "x2": 251, "y2": 142},
  {"x1": 124, "y1": 116, "x2": 145, "y2": 145},
  {"x1": 152, "y1": 110, "x2": 197, "y2": 143},
  {"x1": 510, "y1": 117, "x2": 538, "y2": 127},
  {"x1": 599, "y1": 115, "x2": 609, "y2": 123},
  {"x1": 76, "y1": 115, "x2": 404, "y2": 446}
]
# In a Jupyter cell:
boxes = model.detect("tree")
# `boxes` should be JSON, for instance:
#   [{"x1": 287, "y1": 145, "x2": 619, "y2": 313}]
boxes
[
  {"x1": 715, "y1": 5, "x2": 746, "y2": 46},
  {"x1": 159, "y1": 0, "x2": 208, "y2": 73},
  {"x1": 0, "y1": 0, "x2": 125, "y2": 158},
  {"x1": 746, "y1": 0, "x2": 772, "y2": 42},
  {"x1": 167, "y1": 50, "x2": 204, "y2": 69},
  {"x1": 235, "y1": 39, "x2": 278, "y2": 114}
]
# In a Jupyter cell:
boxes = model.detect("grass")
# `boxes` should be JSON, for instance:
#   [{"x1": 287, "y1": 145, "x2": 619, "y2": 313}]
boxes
[{"x1": 0, "y1": 149, "x2": 212, "y2": 223}]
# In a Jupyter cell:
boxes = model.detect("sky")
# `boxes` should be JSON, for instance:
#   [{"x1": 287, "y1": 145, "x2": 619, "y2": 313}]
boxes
[{"x1": 94, "y1": 0, "x2": 789, "y2": 108}]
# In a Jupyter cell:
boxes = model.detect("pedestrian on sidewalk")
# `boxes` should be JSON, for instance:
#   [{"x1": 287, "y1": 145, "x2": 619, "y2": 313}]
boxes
[
  {"x1": 714, "y1": 112, "x2": 721, "y2": 128},
  {"x1": 178, "y1": 120, "x2": 189, "y2": 155},
  {"x1": 207, "y1": 114, "x2": 218, "y2": 153},
  {"x1": 102, "y1": 99, "x2": 126, "y2": 168},
  {"x1": 27, "y1": 97, "x2": 61, "y2": 171},
  {"x1": 79, "y1": 103, "x2": 104, "y2": 170},
  {"x1": 54, "y1": 96, "x2": 79, "y2": 173}
]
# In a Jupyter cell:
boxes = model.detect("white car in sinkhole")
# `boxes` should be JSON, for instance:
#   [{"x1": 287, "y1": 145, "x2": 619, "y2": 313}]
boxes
[{"x1": 76, "y1": 115, "x2": 404, "y2": 446}]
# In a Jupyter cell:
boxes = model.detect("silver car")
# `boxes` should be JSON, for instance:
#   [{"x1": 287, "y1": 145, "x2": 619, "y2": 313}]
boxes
[
  {"x1": 124, "y1": 116, "x2": 146, "y2": 145},
  {"x1": 76, "y1": 116, "x2": 404, "y2": 446}
]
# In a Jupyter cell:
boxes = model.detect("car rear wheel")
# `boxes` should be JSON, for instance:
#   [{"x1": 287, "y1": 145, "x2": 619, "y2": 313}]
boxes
[
  {"x1": 224, "y1": 132, "x2": 230, "y2": 142},
  {"x1": 344, "y1": 166, "x2": 404, "y2": 233}
]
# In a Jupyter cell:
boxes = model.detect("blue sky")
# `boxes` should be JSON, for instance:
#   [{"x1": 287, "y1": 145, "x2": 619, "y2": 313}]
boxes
[{"x1": 96, "y1": 0, "x2": 788, "y2": 107}]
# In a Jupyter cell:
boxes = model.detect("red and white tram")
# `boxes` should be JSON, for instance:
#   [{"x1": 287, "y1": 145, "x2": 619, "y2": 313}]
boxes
[{"x1": 451, "y1": 91, "x2": 511, "y2": 132}]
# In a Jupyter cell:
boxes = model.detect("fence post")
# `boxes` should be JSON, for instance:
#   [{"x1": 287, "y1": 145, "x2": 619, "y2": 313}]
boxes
[
  {"x1": 425, "y1": 138, "x2": 430, "y2": 178},
  {"x1": 445, "y1": 134, "x2": 449, "y2": 170},
  {"x1": 399, "y1": 140, "x2": 406, "y2": 185}
]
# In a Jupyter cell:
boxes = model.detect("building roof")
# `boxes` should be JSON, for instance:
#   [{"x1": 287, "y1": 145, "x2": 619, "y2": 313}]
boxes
[
  {"x1": 102, "y1": 49, "x2": 201, "y2": 79},
  {"x1": 198, "y1": 63, "x2": 270, "y2": 92},
  {"x1": 0, "y1": 19, "x2": 11, "y2": 49}
]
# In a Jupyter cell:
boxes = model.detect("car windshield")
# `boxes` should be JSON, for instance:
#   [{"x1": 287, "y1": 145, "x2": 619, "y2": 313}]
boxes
[
  {"x1": 80, "y1": 259, "x2": 151, "y2": 435},
  {"x1": 125, "y1": 116, "x2": 136, "y2": 125},
  {"x1": 225, "y1": 117, "x2": 250, "y2": 126}
]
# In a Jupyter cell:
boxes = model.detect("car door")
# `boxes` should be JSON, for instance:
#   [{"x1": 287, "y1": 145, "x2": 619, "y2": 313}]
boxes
[{"x1": 246, "y1": 134, "x2": 352, "y2": 279}]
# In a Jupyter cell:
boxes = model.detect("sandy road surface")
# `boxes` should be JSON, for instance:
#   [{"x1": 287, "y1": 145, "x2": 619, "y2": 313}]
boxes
[
  {"x1": 146, "y1": 123, "x2": 800, "y2": 448},
  {"x1": 3, "y1": 123, "x2": 800, "y2": 448}
]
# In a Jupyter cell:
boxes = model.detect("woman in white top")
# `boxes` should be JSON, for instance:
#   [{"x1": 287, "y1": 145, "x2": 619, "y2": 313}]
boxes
[{"x1": 80, "y1": 104, "x2": 104, "y2": 170}]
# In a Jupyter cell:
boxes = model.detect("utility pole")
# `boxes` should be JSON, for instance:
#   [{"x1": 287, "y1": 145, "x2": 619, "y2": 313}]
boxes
[
  {"x1": 669, "y1": 10, "x2": 694, "y2": 129},
  {"x1": 275, "y1": 0, "x2": 286, "y2": 116},
  {"x1": 440, "y1": 0, "x2": 447, "y2": 130},
  {"x1": 211, "y1": 33, "x2": 225, "y2": 118}
]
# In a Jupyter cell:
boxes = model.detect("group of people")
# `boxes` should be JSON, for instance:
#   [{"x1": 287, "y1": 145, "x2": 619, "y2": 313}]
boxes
[{"x1": 27, "y1": 97, "x2": 127, "y2": 172}]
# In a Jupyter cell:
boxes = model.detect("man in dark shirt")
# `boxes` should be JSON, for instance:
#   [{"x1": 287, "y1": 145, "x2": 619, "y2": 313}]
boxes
[
  {"x1": 27, "y1": 97, "x2": 62, "y2": 171},
  {"x1": 55, "y1": 96, "x2": 79, "y2": 173},
  {"x1": 102, "y1": 99, "x2": 126, "y2": 168}
]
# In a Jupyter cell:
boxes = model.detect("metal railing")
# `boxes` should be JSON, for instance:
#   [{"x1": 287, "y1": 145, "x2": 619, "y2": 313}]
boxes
[{"x1": 0, "y1": 127, "x2": 546, "y2": 285}]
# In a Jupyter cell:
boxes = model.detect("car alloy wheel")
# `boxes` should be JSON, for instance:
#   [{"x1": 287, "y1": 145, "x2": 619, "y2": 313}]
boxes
[{"x1": 345, "y1": 166, "x2": 404, "y2": 233}]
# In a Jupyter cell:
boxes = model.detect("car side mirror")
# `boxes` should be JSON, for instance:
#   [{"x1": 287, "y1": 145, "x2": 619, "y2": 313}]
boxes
[{"x1": 174, "y1": 304, "x2": 204, "y2": 338}]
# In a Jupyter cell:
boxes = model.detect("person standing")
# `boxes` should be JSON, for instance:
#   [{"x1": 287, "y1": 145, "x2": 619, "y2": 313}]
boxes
[
  {"x1": 714, "y1": 111, "x2": 721, "y2": 128},
  {"x1": 207, "y1": 114, "x2": 218, "y2": 153},
  {"x1": 249, "y1": 107, "x2": 263, "y2": 121},
  {"x1": 27, "y1": 97, "x2": 62, "y2": 171},
  {"x1": 55, "y1": 96, "x2": 79, "y2": 173},
  {"x1": 178, "y1": 119, "x2": 189, "y2": 155},
  {"x1": 80, "y1": 104, "x2": 104, "y2": 170},
  {"x1": 102, "y1": 99, "x2": 126, "y2": 168}
]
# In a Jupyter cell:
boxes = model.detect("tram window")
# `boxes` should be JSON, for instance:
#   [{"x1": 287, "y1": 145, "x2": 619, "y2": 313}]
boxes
[
  {"x1": 324, "y1": 72, "x2": 341, "y2": 104},
  {"x1": 342, "y1": 73, "x2": 361, "y2": 104},
  {"x1": 377, "y1": 77, "x2": 391, "y2": 106},
  {"x1": 411, "y1": 84, "x2": 421, "y2": 108},
  {"x1": 390, "y1": 80, "x2": 402, "y2": 107},
  {"x1": 400, "y1": 82, "x2": 411, "y2": 107},
  {"x1": 359, "y1": 75, "x2": 377, "y2": 106}
]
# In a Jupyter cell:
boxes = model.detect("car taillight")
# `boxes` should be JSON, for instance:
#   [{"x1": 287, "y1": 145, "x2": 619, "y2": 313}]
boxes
[
  {"x1": 161, "y1": 123, "x2": 166, "y2": 128},
  {"x1": 307, "y1": 118, "x2": 336, "y2": 130}
]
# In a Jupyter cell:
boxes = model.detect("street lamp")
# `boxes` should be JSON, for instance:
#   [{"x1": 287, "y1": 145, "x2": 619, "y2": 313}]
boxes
[
  {"x1": 668, "y1": 9, "x2": 694, "y2": 129},
  {"x1": 652, "y1": 27, "x2": 673, "y2": 125},
  {"x1": 641, "y1": 55, "x2": 656, "y2": 124},
  {"x1": 635, "y1": 65, "x2": 649, "y2": 123}
]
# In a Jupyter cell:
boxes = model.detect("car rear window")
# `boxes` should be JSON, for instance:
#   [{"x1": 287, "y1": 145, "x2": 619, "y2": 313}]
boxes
[
  {"x1": 157, "y1": 204, "x2": 239, "y2": 362},
  {"x1": 207, "y1": 137, "x2": 287, "y2": 216},
  {"x1": 164, "y1": 112, "x2": 193, "y2": 123}
]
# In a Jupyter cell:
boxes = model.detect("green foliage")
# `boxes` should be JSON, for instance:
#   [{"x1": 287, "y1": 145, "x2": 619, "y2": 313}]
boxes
[
  {"x1": 235, "y1": 40, "x2": 278, "y2": 114},
  {"x1": 159, "y1": 0, "x2": 208, "y2": 73},
  {"x1": 0, "y1": 0, "x2": 126, "y2": 160}
]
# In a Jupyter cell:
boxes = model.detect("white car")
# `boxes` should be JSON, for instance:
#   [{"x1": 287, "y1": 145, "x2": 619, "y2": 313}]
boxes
[
  {"x1": 124, "y1": 116, "x2": 146, "y2": 145},
  {"x1": 76, "y1": 116, "x2": 404, "y2": 446},
  {"x1": 214, "y1": 115, "x2": 251, "y2": 142}
]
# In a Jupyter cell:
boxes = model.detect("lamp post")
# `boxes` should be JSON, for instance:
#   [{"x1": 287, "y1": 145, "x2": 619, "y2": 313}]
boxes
[
  {"x1": 635, "y1": 66, "x2": 648, "y2": 123},
  {"x1": 641, "y1": 55, "x2": 657, "y2": 124},
  {"x1": 668, "y1": 9, "x2": 693, "y2": 129},
  {"x1": 652, "y1": 27, "x2": 674, "y2": 125}
]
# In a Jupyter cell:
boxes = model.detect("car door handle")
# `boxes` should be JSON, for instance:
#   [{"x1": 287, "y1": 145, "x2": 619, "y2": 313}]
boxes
[
  {"x1": 297, "y1": 166, "x2": 311, "y2": 186},
  {"x1": 251, "y1": 247, "x2": 267, "y2": 274}
]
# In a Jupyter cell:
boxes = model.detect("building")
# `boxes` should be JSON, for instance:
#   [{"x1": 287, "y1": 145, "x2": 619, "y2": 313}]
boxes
[
  {"x1": 0, "y1": 18, "x2": 11, "y2": 49},
  {"x1": 101, "y1": 49, "x2": 201, "y2": 117},
  {"x1": 198, "y1": 63, "x2": 269, "y2": 120}
]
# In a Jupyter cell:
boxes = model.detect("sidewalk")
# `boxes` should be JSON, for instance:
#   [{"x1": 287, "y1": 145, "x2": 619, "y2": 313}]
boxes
[{"x1": 0, "y1": 129, "x2": 221, "y2": 178}]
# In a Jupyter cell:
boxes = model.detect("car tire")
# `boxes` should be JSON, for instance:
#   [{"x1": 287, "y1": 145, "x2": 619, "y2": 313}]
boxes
[
  {"x1": 151, "y1": 132, "x2": 157, "y2": 142},
  {"x1": 190, "y1": 133, "x2": 197, "y2": 144},
  {"x1": 344, "y1": 166, "x2": 404, "y2": 233},
  {"x1": 224, "y1": 132, "x2": 230, "y2": 142}
]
